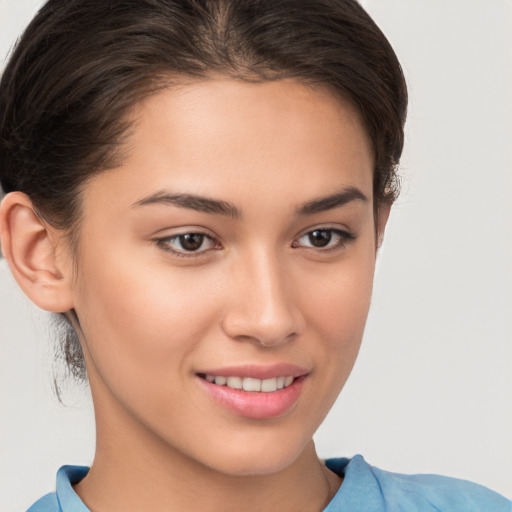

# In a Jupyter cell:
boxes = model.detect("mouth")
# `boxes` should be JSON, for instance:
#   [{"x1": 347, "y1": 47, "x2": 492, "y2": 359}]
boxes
[
  {"x1": 197, "y1": 373, "x2": 296, "y2": 393},
  {"x1": 195, "y1": 366, "x2": 308, "y2": 419}
]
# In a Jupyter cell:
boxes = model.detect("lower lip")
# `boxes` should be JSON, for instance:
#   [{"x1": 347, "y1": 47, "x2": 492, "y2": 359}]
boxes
[{"x1": 197, "y1": 376, "x2": 306, "y2": 420}]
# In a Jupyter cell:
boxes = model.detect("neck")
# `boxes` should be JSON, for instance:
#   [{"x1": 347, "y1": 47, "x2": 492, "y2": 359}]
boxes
[{"x1": 74, "y1": 398, "x2": 341, "y2": 512}]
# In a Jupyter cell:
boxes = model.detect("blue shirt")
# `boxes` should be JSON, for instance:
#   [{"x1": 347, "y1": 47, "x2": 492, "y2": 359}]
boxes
[{"x1": 27, "y1": 455, "x2": 511, "y2": 511}]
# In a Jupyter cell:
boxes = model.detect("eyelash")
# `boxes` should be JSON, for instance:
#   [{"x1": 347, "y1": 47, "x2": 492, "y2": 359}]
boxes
[
  {"x1": 155, "y1": 227, "x2": 356, "y2": 258},
  {"x1": 155, "y1": 232, "x2": 219, "y2": 257},
  {"x1": 293, "y1": 228, "x2": 356, "y2": 252}
]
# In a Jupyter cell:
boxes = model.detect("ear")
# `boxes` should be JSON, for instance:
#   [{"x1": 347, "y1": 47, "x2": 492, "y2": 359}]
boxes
[
  {"x1": 375, "y1": 202, "x2": 392, "y2": 251},
  {"x1": 0, "y1": 192, "x2": 74, "y2": 312}
]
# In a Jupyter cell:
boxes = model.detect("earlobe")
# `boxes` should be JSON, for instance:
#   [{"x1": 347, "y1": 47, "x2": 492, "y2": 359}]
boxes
[{"x1": 0, "y1": 192, "x2": 74, "y2": 312}]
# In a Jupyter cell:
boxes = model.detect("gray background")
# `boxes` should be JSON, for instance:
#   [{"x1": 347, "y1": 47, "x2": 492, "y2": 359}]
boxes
[{"x1": 1, "y1": 0, "x2": 511, "y2": 510}]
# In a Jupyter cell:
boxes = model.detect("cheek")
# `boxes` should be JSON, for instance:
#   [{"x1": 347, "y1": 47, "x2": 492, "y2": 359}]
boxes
[
  {"x1": 300, "y1": 243, "x2": 376, "y2": 395},
  {"x1": 305, "y1": 252, "x2": 375, "y2": 339},
  {"x1": 73, "y1": 249, "x2": 222, "y2": 380}
]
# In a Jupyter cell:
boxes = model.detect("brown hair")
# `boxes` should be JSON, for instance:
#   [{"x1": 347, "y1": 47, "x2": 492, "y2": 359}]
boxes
[{"x1": 0, "y1": 0, "x2": 407, "y2": 381}]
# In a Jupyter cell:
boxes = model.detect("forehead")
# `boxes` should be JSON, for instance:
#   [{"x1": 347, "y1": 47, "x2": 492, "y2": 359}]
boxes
[{"x1": 81, "y1": 78, "x2": 374, "y2": 214}]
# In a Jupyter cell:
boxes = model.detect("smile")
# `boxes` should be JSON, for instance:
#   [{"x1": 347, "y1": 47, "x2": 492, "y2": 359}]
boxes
[
  {"x1": 201, "y1": 374, "x2": 295, "y2": 393},
  {"x1": 196, "y1": 364, "x2": 308, "y2": 418}
]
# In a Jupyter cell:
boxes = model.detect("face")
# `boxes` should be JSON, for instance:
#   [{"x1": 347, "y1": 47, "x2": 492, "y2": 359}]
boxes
[{"x1": 70, "y1": 78, "x2": 379, "y2": 476}]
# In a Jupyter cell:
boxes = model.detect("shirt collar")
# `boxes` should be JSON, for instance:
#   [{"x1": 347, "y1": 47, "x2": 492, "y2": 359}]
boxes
[
  {"x1": 324, "y1": 455, "x2": 386, "y2": 511},
  {"x1": 56, "y1": 465, "x2": 90, "y2": 511}
]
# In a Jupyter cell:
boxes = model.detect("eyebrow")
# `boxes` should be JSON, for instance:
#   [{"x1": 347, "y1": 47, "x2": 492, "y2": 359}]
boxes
[
  {"x1": 297, "y1": 186, "x2": 368, "y2": 215},
  {"x1": 132, "y1": 191, "x2": 241, "y2": 218},
  {"x1": 132, "y1": 186, "x2": 367, "y2": 218}
]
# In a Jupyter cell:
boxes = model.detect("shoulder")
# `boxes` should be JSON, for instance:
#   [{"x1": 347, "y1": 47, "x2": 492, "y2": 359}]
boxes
[
  {"x1": 26, "y1": 493, "x2": 60, "y2": 512},
  {"x1": 325, "y1": 455, "x2": 512, "y2": 512},
  {"x1": 371, "y1": 465, "x2": 512, "y2": 512}
]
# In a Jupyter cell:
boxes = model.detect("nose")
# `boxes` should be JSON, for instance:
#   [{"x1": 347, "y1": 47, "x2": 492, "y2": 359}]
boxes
[{"x1": 221, "y1": 250, "x2": 304, "y2": 347}]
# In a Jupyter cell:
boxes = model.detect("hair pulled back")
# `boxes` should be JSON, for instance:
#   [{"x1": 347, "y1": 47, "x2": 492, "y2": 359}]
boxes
[{"x1": 0, "y1": 0, "x2": 407, "y2": 381}]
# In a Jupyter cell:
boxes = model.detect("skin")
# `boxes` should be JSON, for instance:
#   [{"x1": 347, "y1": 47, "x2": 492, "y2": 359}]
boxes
[{"x1": 0, "y1": 78, "x2": 388, "y2": 511}]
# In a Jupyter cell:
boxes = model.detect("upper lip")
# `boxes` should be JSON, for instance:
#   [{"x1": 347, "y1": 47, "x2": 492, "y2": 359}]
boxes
[{"x1": 196, "y1": 364, "x2": 309, "y2": 380}]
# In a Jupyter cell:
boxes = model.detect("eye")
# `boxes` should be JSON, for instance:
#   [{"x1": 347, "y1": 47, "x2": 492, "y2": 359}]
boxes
[
  {"x1": 294, "y1": 228, "x2": 355, "y2": 250},
  {"x1": 156, "y1": 232, "x2": 218, "y2": 256}
]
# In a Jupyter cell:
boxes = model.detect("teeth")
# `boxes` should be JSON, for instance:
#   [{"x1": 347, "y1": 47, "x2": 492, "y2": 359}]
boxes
[
  {"x1": 226, "y1": 376, "x2": 242, "y2": 389},
  {"x1": 204, "y1": 374, "x2": 296, "y2": 392},
  {"x1": 243, "y1": 378, "x2": 261, "y2": 392},
  {"x1": 261, "y1": 378, "x2": 277, "y2": 392}
]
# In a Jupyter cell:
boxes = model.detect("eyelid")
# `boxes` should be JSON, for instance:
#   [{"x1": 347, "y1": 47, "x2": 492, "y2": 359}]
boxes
[
  {"x1": 154, "y1": 229, "x2": 222, "y2": 257},
  {"x1": 152, "y1": 225, "x2": 356, "y2": 258},
  {"x1": 293, "y1": 226, "x2": 356, "y2": 251}
]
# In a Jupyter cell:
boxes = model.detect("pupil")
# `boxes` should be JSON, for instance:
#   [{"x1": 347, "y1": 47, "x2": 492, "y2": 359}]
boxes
[
  {"x1": 309, "y1": 230, "x2": 331, "y2": 247},
  {"x1": 179, "y1": 233, "x2": 204, "y2": 251}
]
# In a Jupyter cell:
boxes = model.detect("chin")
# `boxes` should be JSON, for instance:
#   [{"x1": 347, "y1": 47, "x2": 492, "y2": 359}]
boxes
[
  {"x1": 209, "y1": 454, "x2": 299, "y2": 477},
  {"x1": 197, "y1": 434, "x2": 314, "y2": 477}
]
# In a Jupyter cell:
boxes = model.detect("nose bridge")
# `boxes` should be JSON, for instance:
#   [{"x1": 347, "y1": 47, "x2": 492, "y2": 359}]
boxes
[{"x1": 222, "y1": 245, "x2": 302, "y2": 346}]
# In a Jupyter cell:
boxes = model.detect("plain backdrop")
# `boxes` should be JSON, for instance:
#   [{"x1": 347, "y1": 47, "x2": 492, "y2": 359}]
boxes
[{"x1": 1, "y1": 0, "x2": 511, "y2": 510}]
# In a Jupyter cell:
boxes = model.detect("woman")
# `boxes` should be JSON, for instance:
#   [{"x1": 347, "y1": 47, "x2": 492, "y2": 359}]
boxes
[{"x1": 0, "y1": 1, "x2": 510, "y2": 511}]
